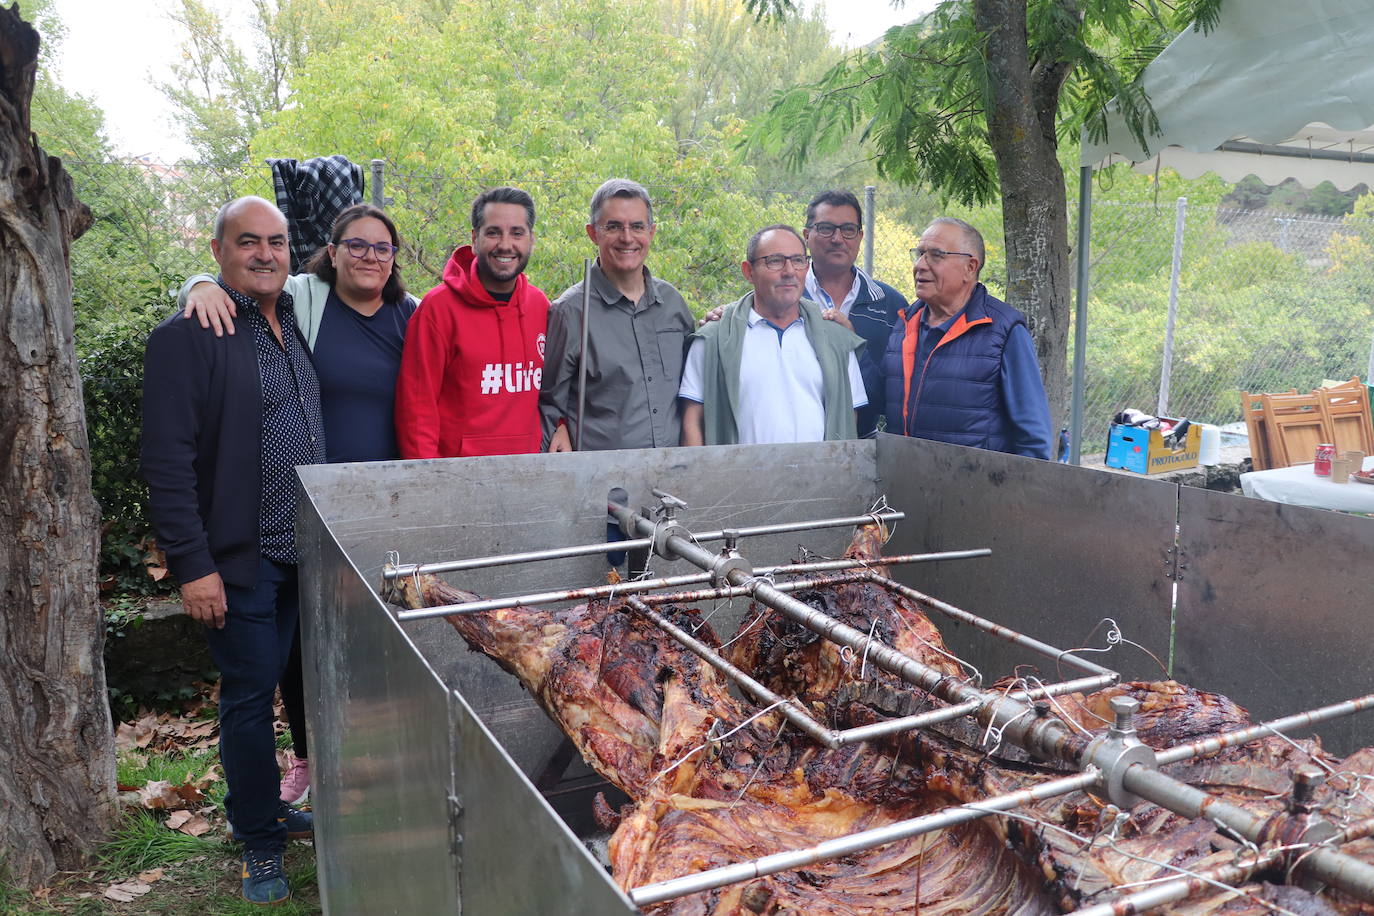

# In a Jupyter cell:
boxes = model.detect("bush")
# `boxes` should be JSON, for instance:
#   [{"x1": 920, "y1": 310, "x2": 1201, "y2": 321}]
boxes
[{"x1": 79, "y1": 281, "x2": 181, "y2": 597}]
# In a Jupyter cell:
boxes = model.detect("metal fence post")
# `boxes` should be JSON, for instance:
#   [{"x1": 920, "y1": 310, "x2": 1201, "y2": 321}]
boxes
[
  {"x1": 1069, "y1": 166, "x2": 1092, "y2": 464},
  {"x1": 1157, "y1": 196, "x2": 1187, "y2": 418},
  {"x1": 370, "y1": 159, "x2": 386, "y2": 209},
  {"x1": 863, "y1": 185, "x2": 876, "y2": 278}
]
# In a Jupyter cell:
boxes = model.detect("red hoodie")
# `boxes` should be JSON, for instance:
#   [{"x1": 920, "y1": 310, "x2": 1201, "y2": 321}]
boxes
[{"x1": 395, "y1": 246, "x2": 550, "y2": 458}]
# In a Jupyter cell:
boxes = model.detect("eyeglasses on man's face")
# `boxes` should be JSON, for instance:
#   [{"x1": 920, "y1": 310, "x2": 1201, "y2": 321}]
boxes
[
  {"x1": 751, "y1": 254, "x2": 809, "y2": 271},
  {"x1": 909, "y1": 246, "x2": 974, "y2": 265},
  {"x1": 808, "y1": 221, "x2": 861, "y2": 240},
  {"x1": 598, "y1": 220, "x2": 652, "y2": 236},
  {"x1": 338, "y1": 238, "x2": 398, "y2": 262}
]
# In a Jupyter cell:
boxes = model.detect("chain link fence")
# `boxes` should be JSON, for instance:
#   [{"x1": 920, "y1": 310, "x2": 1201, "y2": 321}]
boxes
[{"x1": 1072, "y1": 199, "x2": 1374, "y2": 452}]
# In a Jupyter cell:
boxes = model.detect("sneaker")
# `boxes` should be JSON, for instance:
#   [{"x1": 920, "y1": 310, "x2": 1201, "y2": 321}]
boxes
[
  {"x1": 241, "y1": 847, "x2": 289, "y2": 905},
  {"x1": 278, "y1": 802, "x2": 313, "y2": 840},
  {"x1": 279, "y1": 756, "x2": 310, "y2": 804}
]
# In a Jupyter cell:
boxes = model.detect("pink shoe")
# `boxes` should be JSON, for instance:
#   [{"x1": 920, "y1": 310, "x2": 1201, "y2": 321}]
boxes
[{"x1": 279, "y1": 755, "x2": 310, "y2": 805}]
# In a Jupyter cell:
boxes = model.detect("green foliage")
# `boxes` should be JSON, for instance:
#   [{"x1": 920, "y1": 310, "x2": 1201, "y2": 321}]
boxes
[
  {"x1": 241, "y1": 0, "x2": 832, "y2": 312},
  {"x1": 747, "y1": 0, "x2": 1223, "y2": 209}
]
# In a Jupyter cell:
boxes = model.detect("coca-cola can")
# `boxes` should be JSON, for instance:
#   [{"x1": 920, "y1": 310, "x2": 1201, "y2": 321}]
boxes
[{"x1": 1314, "y1": 443, "x2": 1336, "y2": 476}]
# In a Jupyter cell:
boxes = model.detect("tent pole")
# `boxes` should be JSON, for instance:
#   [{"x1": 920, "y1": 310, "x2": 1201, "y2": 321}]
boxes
[
  {"x1": 1157, "y1": 197, "x2": 1187, "y2": 417},
  {"x1": 1070, "y1": 166, "x2": 1091, "y2": 464}
]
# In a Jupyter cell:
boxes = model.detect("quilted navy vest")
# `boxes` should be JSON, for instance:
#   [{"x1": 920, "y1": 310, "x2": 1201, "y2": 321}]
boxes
[{"x1": 882, "y1": 284, "x2": 1028, "y2": 452}]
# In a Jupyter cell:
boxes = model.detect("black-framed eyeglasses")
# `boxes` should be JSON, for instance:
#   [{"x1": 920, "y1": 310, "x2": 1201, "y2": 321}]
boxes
[
  {"x1": 910, "y1": 246, "x2": 974, "y2": 264},
  {"x1": 751, "y1": 254, "x2": 809, "y2": 271},
  {"x1": 597, "y1": 220, "x2": 652, "y2": 236},
  {"x1": 808, "y1": 221, "x2": 861, "y2": 240},
  {"x1": 338, "y1": 238, "x2": 399, "y2": 262}
]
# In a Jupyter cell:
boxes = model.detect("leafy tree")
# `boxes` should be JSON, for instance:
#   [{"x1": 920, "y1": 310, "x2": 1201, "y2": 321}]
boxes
[{"x1": 743, "y1": 0, "x2": 1223, "y2": 424}]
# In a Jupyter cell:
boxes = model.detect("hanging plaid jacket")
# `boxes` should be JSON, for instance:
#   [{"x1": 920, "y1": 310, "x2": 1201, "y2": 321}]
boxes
[{"x1": 268, "y1": 156, "x2": 364, "y2": 273}]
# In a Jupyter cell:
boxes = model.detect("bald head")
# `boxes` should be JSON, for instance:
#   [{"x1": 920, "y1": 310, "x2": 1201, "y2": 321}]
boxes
[
  {"x1": 214, "y1": 196, "x2": 285, "y2": 243},
  {"x1": 210, "y1": 197, "x2": 289, "y2": 305}
]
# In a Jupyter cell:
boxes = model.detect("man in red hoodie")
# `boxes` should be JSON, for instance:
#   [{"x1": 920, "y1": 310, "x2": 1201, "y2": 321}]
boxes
[{"x1": 396, "y1": 187, "x2": 551, "y2": 458}]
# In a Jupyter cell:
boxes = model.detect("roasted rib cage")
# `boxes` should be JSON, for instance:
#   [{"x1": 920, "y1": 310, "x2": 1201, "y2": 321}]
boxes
[{"x1": 384, "y1": 501, "x2": 1374, "y2": 916}]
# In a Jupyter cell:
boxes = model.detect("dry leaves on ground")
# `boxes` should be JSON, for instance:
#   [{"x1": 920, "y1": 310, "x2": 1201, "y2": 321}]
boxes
[
  {"x1": 103, "y1": 880, "x2": 153, "y2": 902},
  {"x1": 115, "y1": 709, "x2": 219, "y2": 755}
]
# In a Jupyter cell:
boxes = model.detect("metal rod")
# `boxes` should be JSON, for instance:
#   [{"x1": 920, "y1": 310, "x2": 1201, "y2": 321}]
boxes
[
  {"x1": 833, "y1": 701, "x2": 983, "y2": 742},
  {"x1": 393, "y1": 550, "x2": 978, "y2": 621},
  {"x1": 671, "y1": 511, "x2": 906, "y2": 546},
  {"x1": 575, "y1": 258, "x2": 592, "y2": 451},
  {"x1": 1122, "y1": 766, "x2": 1374, "y2": 901},
  {"x1": 383, "y1": 510, "x2": 911, "y2": 580},
  {"x1": 635, "y1": 571, "x2": 872, "y2": 604},
  {"x1": 1071, "y1": 844, "x2": 1284, "y2": 916},
  {"x1": 625, "y1": 596, "x2": 841, "y2": 749},
  {"x1": 1073, "y1": 814, "x2": 1374, "y2": 916},
  {"x1": 384, "y1": 536, "x2": 656, "y2": 579},
  {"x1": 1070, "y1": 164, "x2": 1091, "y2": 465},
  {"x1": 1156, "y1": 692, "x2": 1374, "y2": 766},
  {"x1": 870, "y1": 574, "x2": 1118, "y2": 679},
  {"x1": 628, "y1": 771, "x2": 1099, "y2": 906}
]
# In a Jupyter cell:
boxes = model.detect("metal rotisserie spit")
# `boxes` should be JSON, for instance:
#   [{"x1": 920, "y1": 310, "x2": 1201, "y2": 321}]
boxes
[{"x1": 296, "y1": 437, "x2": 1374, "y2": 915}]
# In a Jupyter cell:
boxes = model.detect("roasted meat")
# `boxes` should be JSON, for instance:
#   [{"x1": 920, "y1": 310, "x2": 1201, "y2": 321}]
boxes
[{"x1": 387, "y1": 524, "x2": 1374, "y2": 916}]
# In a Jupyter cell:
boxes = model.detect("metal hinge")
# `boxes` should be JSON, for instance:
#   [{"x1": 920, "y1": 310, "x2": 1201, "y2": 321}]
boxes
[
  {"x1": 1161, "y1": 544, "x2": 1187, "y2": 581},
  {"x1": 448, "y1": 792, "x2": 465, "y2": 913}
]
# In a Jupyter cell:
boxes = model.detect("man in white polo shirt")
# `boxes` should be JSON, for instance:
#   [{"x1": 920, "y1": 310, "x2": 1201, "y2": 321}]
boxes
[{"x1": 679, "y1": 224, "x2": 867, "y2": 445}]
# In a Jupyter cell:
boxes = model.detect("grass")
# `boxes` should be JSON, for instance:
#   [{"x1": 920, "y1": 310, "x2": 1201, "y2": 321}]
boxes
[{"x1": 0, "y1": 759, "x2": 319, "y2": 914}]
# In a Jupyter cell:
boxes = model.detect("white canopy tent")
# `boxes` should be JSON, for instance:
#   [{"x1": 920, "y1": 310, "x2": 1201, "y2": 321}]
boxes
[{"x1": 1070, "y1": 0, "x2": 1374, "y2": 458}]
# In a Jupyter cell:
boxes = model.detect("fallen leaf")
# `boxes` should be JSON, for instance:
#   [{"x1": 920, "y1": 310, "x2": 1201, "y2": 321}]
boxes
[
  {"x1": 147, "y1": 565, "x2": 169, "y2": 582},
  {"x1": 178, "y1": 813, "x2": 212, "y2": 837},
  {"x1": 103, "y1": 881, "x2": 152, "y2": 902},
  {"x1": 114, "y1": 722, "x2": 139, "y2": 752},
  {"x1": 165, "y1": 810, "x2": 193, "y2": 830},
  {"x1": 194, "y1": 764, "x2": 221, "y2": 789},
  {"x1": 137, "y1": 867, "x2": 164, "y2": 883},
  {"x1": 137, "y1": 780, "x2": 181, "y2": 810}
]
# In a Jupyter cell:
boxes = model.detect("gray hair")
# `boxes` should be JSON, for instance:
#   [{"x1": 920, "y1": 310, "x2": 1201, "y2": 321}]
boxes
[
  {"x1": 746, "y1": 224, "x2": 805, "y2": 263},
  {"x1": 928, "y1": 216, "x2": 985, "y2": 272},
  {"x1": 589, "y1": 178, "x2": 654, "y2": 226},
  {"x1": 213, "y1": 196, "x2": 282, "y2": 243}
]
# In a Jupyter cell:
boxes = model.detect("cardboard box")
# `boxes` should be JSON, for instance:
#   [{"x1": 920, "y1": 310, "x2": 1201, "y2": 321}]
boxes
[{"x1": 1105, "y1": 419, "x2": 1201, "y2": 474}]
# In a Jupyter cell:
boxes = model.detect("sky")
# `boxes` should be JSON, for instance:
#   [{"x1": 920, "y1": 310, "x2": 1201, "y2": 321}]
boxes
[{"x1": 47, "y1": 0, "x2": 936, "y2": 162}]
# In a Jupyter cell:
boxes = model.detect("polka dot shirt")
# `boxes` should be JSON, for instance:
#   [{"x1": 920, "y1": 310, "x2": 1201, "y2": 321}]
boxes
[{"x1": 220, "y1": 281, "x2": 326, "y2": 564}]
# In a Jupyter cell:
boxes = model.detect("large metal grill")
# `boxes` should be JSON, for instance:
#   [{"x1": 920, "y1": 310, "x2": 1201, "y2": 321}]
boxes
[{"x1": 296, "y1": 437, "x2": 1374, "y2": 914}]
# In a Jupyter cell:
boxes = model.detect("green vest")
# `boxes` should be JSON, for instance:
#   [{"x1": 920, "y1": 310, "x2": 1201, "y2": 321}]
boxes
[{"x1": 691, "y1": 293, "x2": 864, "y2": 445}]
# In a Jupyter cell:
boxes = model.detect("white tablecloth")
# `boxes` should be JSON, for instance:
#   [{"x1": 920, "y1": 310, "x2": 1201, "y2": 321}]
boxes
[{"x1": 1240, "y1": 456, "x2": 1374, "y2": 512}]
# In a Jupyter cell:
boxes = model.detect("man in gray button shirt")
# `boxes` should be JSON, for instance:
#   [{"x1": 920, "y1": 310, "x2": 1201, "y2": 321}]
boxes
[{"x1": 541, "y1": 178, "x2": 694, "y2": 451}]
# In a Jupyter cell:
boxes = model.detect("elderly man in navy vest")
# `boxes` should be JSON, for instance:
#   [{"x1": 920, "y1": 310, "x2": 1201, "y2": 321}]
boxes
[{"x1": 883, "y1": 217, "x2": 1052, "y2": 458}]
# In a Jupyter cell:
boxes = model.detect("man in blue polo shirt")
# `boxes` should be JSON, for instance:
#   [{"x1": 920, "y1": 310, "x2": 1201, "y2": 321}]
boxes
[
  {"x1": 679, "y1": 224, "x2": 866, "y2": 445},
  {"x1": 884, "y1": 217, "x2": 1052, "y2": 458}
]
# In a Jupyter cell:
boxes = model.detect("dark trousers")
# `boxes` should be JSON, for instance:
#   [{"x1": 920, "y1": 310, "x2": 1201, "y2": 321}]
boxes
[
  {"x1": 280, "y1": 622, "x2": 308, "y2": 759},
  {"x1": 206, "y1": 557, "x2": 297, "y2": 851}
]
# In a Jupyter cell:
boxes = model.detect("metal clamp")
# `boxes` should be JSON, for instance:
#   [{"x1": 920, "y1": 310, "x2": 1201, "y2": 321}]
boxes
[{"x1": 1084, "y1": 696, "x2": 1157, "y2": 808}]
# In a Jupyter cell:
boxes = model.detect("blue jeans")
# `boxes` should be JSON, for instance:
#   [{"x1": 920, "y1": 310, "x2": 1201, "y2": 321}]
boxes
[{"x1": 206, "y1": 557, "x2": 298, "y2": 850}]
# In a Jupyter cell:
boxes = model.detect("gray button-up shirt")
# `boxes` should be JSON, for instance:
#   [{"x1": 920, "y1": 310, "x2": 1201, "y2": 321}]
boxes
[{"x1": 540, "y1": 263, "x2": 693, "y2": 451}]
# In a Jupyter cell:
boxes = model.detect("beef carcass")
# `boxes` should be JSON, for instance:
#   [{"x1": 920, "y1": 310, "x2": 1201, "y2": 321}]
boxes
[{"x1": 387, "y1": 526, "x2": 1374, "y2": 916}]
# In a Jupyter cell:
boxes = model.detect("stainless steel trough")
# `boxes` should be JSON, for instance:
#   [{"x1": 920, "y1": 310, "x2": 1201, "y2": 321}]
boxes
[{"x1": 296, "y1": 435, "x2": 1374, "y2": 914}]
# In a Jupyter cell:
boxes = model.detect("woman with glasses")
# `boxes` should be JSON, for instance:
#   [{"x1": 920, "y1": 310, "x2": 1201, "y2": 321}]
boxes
[
  {"x1": 177, "y1": 203, "x2": 417, "y2": 804},
  {"x1": 180, "y1": 203, "x2": 417, "y2": 463}
]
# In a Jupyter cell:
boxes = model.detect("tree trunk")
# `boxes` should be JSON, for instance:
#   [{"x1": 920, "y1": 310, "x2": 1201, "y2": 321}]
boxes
[
  {"x1": 973, "y1": 0, "x2": 1074, "y2": 432},
  {"x1": 0, "y1": 4, "x2": 116, "y2": 887}
]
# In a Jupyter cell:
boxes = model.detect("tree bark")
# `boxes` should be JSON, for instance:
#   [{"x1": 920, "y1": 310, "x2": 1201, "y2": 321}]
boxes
[
  {"x1": 973, "y1": 0, "x2": 1074, "y2": 431},
  {"x1": 0, "y1": 4, "x2": 115, "y2": 887}
]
